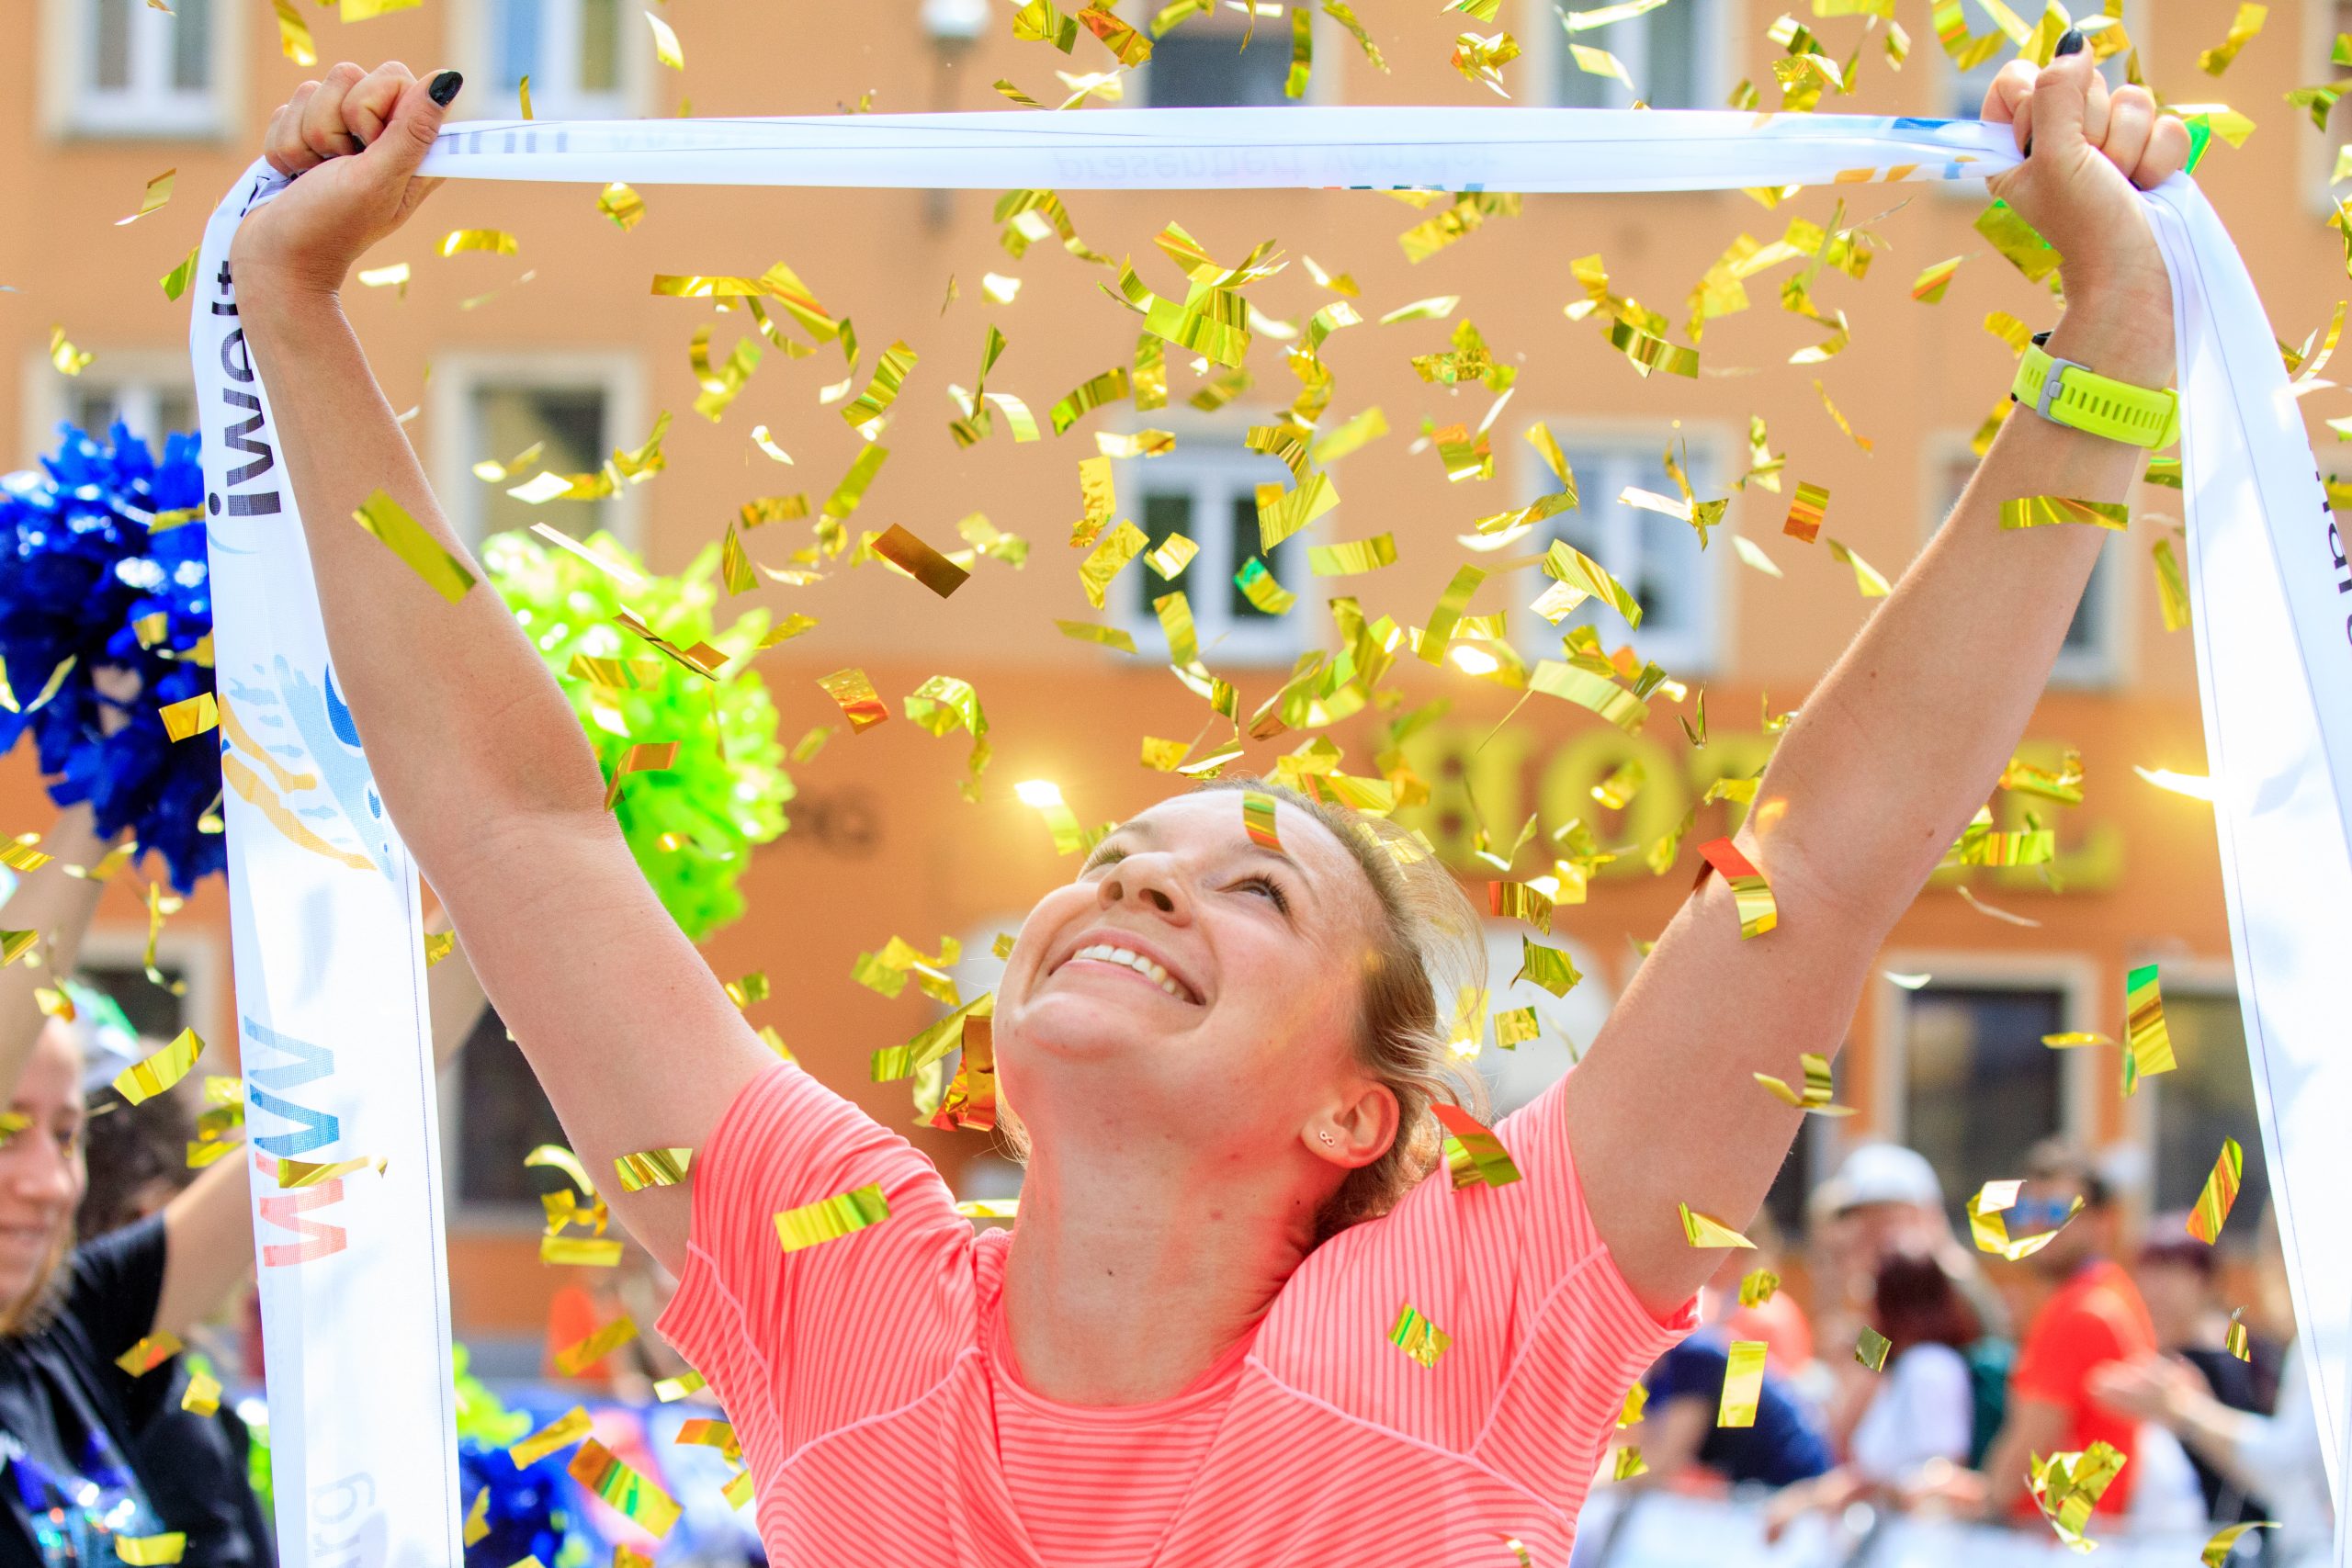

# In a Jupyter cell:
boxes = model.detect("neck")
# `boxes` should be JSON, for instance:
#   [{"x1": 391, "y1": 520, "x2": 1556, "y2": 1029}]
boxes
[{"x1": 1001, "y1": 1134, "x2": 1324, "y2": 1405}]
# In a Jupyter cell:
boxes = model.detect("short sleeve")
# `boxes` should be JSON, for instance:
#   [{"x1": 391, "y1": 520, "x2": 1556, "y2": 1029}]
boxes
[
  {"x1": 655, "y1": 1063, "x2": 977, "y2": 1468},
  {"x1": 1849, "y1": 1344, "x2": 1973, "y2": 1482},
  {"x1": 2011, "y1": 1298, "x2": 2129, "y2": 1415},
  {"x1": 68, "y1": 1213, "x2": 167, "y2": 1366},
  {"x1": 1260, "y1": 1068, "x2": 1692, "y2": 1498}
]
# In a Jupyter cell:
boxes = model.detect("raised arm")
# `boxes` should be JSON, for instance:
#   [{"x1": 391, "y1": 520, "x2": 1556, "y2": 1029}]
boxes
[
  {"x1": 226, "y1": 64, "x2": 776, "y2": 1274},
  {"x1": 1566, "y1": 43, "x2": 2189, "y2": 1314},
  {"x1": 0, "y1": 804, "x2": 116, "y2": 1104}
]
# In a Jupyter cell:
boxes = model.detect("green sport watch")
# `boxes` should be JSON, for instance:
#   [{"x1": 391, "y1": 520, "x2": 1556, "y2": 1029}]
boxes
[{"x1": 2009, "y1": 331, "x2": 2181, "y2": 449}]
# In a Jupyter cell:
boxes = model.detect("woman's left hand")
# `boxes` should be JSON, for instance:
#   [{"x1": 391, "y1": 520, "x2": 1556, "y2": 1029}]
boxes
[{"x1": 1981, "y1": 35, "x2": 2190, "y2": 313}]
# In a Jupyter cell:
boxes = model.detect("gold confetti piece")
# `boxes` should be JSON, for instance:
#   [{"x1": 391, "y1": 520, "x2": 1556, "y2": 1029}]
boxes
[
  {"x1": 1057, "y1": 620, "x2": 1137, "y2": 654},
  {"x1": 2120, "y1": 962, "x2": 2177, "y2": 1095},
  {"x1": 1855, "y1": 1325, "x2": 1894, "y2": 1372},
  {"x1": 842, "y1": 340, "x2": 918, "y2": 438},
  {"x1": 340, "y1": 0, "x2": 422, "y2": 18},
  {"x1": 1825, "y1": 538, "x2": 1891, "y2": 598},
  {"x1": 115, "y1": 1535, "x2": 187, "y2": 1566},
  {"x1": 161, "y1": 244, "x2": 201, "y2": 302},
  {"x1": 2153, "y1": 537, "x2": 2193, "y2": 632},
  {"x1": 181, "y1": 1369, "x2": 220, "y2": 1416},
  {"x1": 1612, "y1": 1446, "x2": 1649, "y2": 1480},
  {"x1": 1813, "y1": 379, "x2": 1874, "y2": 452},
  {"x1": 675, "y1": 1417, "x2": 741, "y2": 1461},
  {"x1": 2187, "y1": 1138, "x2": 2244, "y2": 1245},
  {"x1": 1255, "y1": 470, "x2": 1339, "y2": 550},
  {"x1": 1783, "y1": 480, "x2": 1828, "y2": 543},
  {"x1": 1078, "y1": 518, "x2": 1147, "y2": 610},
  {"x1": 1306, "y1": 534, "x2": 1396, "y2": 576},
  {"x1": 540, "y1": 1234, "x2": 624, "y2": 1267},
  {"x1": 517, "y1": 73, "x2": 533, "y2": 118},
  {"x1": 1049, "y1": 367, "x2": 1132, "y2": 435},
  {"x1": 1753, "y1": 1053, "x2": 1853, "y2": 1116},
  {"x1": 48, "y1": 327, "x2": 92, "y2": 377},
  {"x1": 1680, "y1": 1202, "x2": 1758, "y2": 1249},
  {"x1": 158, "y1": 693, "x2": 218, "y2": 742},
  {"x1": 1967, "y1": 1179, "x2": 2085, "y2": 1260},
  {"x1": 277, "y1": 1154, "x2": 387, "y2": 1189},
  {"x1": 1388, "y1": 1303, "x2": 1452, "y2": 1368},
  {"x1": 1739, "y1": 1269, "x2": 1781, "y2": 1307},
  {"x1": 1433, "y1": 1102, "x2": 1522, "y2": 1188},
  {"x1": 1418, "y1": 565, "x2": 1487, "y2": 665},
  {"x1": 114, "y1": 168, "x2": 175, "y2": 227},
  {"x1": 510, "y1": 1406, "x2": 594, "y2": 1468},
  {"x1": 1014, "y1": 0, "x2": 1080, "y2": 49},
  {"x1": 1618, "y1": 1382, "x2": 1649, "y2": 1427},
  {"x1": 1016, "y1": 779, "x2": 1087, "y2": 854},
  {"x1": 775, "y1": 1181, "x2": 890, "y2": 1253},
  {"x1": 1069, "y1": 456, "x2": 1117, "y2": 547},
  {"x1": 2001, "y1": 496, "x2": 2130, "y2": 531},
  {"x1": 114, "y1": 1028, "x2": 201, "y2": 1106},
  {"x1": 354, "y1": 490, "x2": 477, "y2": 604},
  {"x1": 438, "y1": 229, "x2": 520, "y2": 258},
  {"x1": 463, "y1": 1487, "x2": 490, "y2": 1547},
  {"x1": 1718, "y1": 1340, "x2": 1767, "y2": 1427},
  {"x1": 612, "y1": 1148, "x2": 693, "y2": 1192},
  {"x1": 32, "y1": 987, "x2": 71, "y2": 1021},
  {"x1": 1976, "y1": 199, "x2": 2061, "y2": 284},
  {"x1": 1512, "y1": 938, "x2": 1581, "y2": 998},
  {"x1": 2198, "y1": 2, "x2": 2266, "y2": 74},
  {"x1": 2225, "y1": 1307, "x2": 2252, "y2": 1362},
  {"x1": 599, "y1": 742, "x2": 676, "y2": 812},
  {"x1": 1240, "y1": 790, "x2": 1283, "y2": 852},
  {"x1": 816, "y1": 669, "x2": 888, "y2": 733},
  {"x1": 644, "y1": 6, "x2": 685, "y2": 69},
  {"x1": 1912, "y1": 255, "x2": 1963, "y2": 303},
  {"x1": 270, "y1": 0, "x2": 315, "y2": 62},
  {"x1": 571, "y1": 1438, "x2": 682, "y2": 1540},
  {"x1": 1694, "y1": 838, "x2": 1777, "y2": 939},
  {"x1": 598, "y1": 183, "x2": 645, "y2": 231},
  {"x1": 115, "y1": 1331, "x2": 182, "y2": 1377},
  {"x1": 419, "y1": 931, "x2": 456, "y2": 973},
  {"x1": 554, "y1": 1314, "x2": 639, "y2": 1377},
  {"x1": 653, "y1": 1371, "x2": 706, "y2": 1402},
  {"x1": 2030, "y1": 1441, "x2": 2128, "y2": 1551},
  {"x1": 1488, "y1": 880, "x2": 1554, "y2": 935},
  {"x1": 2200, "y1": 1522, "x2": 2277, "y2": 1568},
  {"x1": 1528, "y1": 660, "x2": 1647, "y2": 733},
  {"x1": 1144, "y1": 533, "x2": 1198, "y2": 579},
  {"x1": 872, "y1": 525, "x2": 970, "y2": 599},
  {"x1": 1096, "y1": 429, "x2": 1175, "y2": 460},
  {"x1": 1233, "y1": 556, "x2": 1295, "y2": 615}
]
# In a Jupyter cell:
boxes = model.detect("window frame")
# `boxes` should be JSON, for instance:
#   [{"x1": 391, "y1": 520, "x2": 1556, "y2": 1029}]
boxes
[
  {"x1": 449, "y1": 0, "x2": 650, "y2": 122},
  {"x1": 79, "y1": 923, "x2": 227, "y2": 1065},
  {"x1": 40, "y1": 0, "x2": 243, "y2": 141},
  {"x1": 2125, "y1": 955, "x2": 2268, "y2": 1245},
  {"x1": 18, "y1": 346, "x2": 198, "y2": 468},
  {"x1": 2301, "y1": 0, "x2": 2352, "y2": 215},
  {"x1": 427, "y1": 350, "x2": 650, "y2": 554},
  {"x1": 1131, "y1": 8, "x2": 1341, "y2": 108},
  {"x1": 1510, "y1": 417, "x2": 1734, "y2": 678},
  {"x1": 1109, "y1": 416, "x2": 1314, "y2": 670},
  {"x1": 1524, "y1": 0, "x2": 1739, "y2": 110},
  {"x1": 1921, "y1": 430, "x2": 2131, "y2": 689}
]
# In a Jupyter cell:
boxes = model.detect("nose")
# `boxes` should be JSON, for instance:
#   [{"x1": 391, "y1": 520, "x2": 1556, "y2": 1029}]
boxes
[
  {"x1": 1100, "y1": 851, "x2": 1190, "y2": 919},
  {"x1": 2, "y1": 1139, "x2": 74, "y2": 1210}
]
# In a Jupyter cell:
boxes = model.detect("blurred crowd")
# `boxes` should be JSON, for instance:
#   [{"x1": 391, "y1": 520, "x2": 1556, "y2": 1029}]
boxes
[{"x1": 1611, "y1": 1139, "x2": 2331, "y2": 1564}]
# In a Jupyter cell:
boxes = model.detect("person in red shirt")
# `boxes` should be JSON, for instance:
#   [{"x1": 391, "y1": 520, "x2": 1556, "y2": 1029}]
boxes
[{"x1": 1973, "y1": 1142, "x2": 2158, "y2": 1524}]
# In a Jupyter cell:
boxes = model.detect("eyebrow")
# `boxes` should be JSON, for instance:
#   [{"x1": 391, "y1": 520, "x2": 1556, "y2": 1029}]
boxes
[{"x1": 1098, "y1": 816, "x2": 1318, "y2": 904}]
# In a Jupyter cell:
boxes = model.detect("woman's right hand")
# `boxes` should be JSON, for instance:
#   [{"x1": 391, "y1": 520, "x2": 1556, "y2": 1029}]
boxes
[{"x1": 229, "y1": 62, "x2": 464, "y2": 303}]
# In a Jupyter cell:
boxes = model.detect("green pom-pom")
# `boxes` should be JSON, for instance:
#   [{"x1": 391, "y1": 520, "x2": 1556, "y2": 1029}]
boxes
[{"x1": 482, "y1": 530, "x2": 792, "y2": 942}]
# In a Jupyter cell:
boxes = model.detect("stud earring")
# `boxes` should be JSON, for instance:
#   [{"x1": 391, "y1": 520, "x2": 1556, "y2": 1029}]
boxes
[{"x1": 1317, "y1": 1130, "x2": 1336, "y2": 1147}]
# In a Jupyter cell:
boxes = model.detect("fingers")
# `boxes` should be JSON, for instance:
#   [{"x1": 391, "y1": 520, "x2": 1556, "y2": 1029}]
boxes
[
  {"x1": 2022, "y1": 46, "x2": 2096, "y2": 160},
  {"x1": 300, "y1": 61, "x2": 368, "y2": 161},
  {"x1": 2079, "y1": 59, "x2": 2111, "y2": 150},
  {"x1": 1983, "y1": 57, "x2": 2035, "y2": 134},
  {"x1": 266, "y1": 82, "x2": 323, "y2": 175},
  {"x1": 2138, "y1": 113, "x2": 2192, "y2": 188},
  {"x1": 374, "y1": 69, "x2": 462, "y2": 173},
  {"x1": 344, "y1": 61, "x2": 415, "y2": 147},
  {"x1": 2101, "y1": 88, "x2": 2154, "y2": 186}
]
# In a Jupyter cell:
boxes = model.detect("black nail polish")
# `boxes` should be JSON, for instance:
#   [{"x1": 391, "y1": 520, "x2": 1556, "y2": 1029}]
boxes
[
  {"x1": 2054, "y1": 28, "x2": 2085, "y2": 57},
  {"x1": 428, "y1": 70, "x2": 463, "y2": 107}
]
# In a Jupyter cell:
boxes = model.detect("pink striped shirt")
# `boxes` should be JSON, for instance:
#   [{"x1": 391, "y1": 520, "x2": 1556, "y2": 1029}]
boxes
[{"x1": 658, "y1": 1063, "x2": 1690, "y2": 1567}]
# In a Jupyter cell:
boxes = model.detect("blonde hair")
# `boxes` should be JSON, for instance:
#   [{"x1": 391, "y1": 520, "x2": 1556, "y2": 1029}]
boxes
[{"x1": 1190, "y1": 778, "x2": 1488, "y2": 1243}]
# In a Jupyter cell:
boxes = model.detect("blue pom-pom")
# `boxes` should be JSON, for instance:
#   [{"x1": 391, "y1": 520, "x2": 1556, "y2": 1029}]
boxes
[{"x1": 0, "y1": 423, "x2": 220, "y2": 891}]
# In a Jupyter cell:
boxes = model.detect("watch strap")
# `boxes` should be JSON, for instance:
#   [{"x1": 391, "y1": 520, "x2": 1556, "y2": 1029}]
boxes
[{"x1": 2010, "y1": 340, "x2": 2181, "y2": 449}]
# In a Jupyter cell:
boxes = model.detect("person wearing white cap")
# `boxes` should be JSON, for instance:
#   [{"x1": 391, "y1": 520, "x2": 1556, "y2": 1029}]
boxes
[{"x1": 1819, "y1": 1143, "x2": 2010, "y2": 1343}]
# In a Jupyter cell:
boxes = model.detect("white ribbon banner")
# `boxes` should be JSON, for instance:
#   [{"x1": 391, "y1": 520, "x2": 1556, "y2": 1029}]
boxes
[{"x1": 199, "y1": 107, "x2": 2347, "y2": 1562}]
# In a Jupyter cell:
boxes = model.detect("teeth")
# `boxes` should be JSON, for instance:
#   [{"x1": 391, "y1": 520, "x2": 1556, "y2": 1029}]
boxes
[{"x1": 1074, "y1": 943, "x2": 1192, "y2": 1001}]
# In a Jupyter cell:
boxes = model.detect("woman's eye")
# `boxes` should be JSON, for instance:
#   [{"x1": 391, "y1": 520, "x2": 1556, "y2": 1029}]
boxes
[{"x1": 1238, "y1": 875, "x2": 1290, "y2": 912}]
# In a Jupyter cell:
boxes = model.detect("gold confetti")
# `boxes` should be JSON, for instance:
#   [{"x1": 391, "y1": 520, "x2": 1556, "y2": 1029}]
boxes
[
  {"x1": 1488, "y1": 880, "x2": 1554, "y2": 935},
  {"x1": 1680, "y1": 1202, "x2": 1758, "y2": 1248},
  {"x1": 115, "y1": 1535, "x2": 187, "y2": 1566},
  {"x1": 114, "y1": 1331, "x2": 182, "y2": 1377},
  {"x1": 817, "y1": 669, "x2": 889, "y2": 732},
  {"x1": 2224, "y1": 1308, "x2": 2252, "y2": 1362},
  {"x1": 1694, "y1": 838, "x2": 1777, "y2": 938},
  {"x1": 613, "y1": 1148, "x2": 693, "y2": 1191},
  {"x1": 2187, "y1": 1138, "x2": 2244, "y2": 1244},
  {"x1": 277, "y1": 1155, "x2": 386, "y2": 1189},
  {"x1": 1017, "y1": 780, "x2": 1086, "y2": 854},
  {"x1": 598, "y1": 183, "x2": 645, "y2": 230},
  {"x1": 1434, "y1": 1103, "x2": 1522, "y2": 1188},
  {"x1": 550, "y1": 1315, "x2": 639, "y2": 1378},
  {"x1": 1144, "y1": 533, "x2": 1199, "y2": 578},
  {"x1": 2200, "y1": 1523, "x2": 2278, "y2": 1568},
  {"x1": 1976, "y1": 199, "x2": 2061, "y2": 284},
  {"x1": 1242, "y1": 790, "x2": 1283, "y2": 851},
  {"x1": 1512, "y1": 938, "x2": 1581, "y2": 997},
  {"x1": 571, "y1": 1437, "x2": 682, "y2": 1539},
  {"x1": 653, "y1": 1371, "x2": 706, "y2": 1402},
  {"x1": 1079, "y1": 518, "x2": 1148, "y2": 610},
  {"x1": 1813, "y1": 379, "x2": 1874, "y2": 452},
  {"x1": 1612, "y1": 1446, "x2": 1649, "y2": 1479},
  {"x1": 180, "y1": 1369, "x2": 220, "y2": 1416},
  {"x1": 1856, "y1": 1325, "x2": 1893, "y2": 1371},
  {"x1": 775, "y1": 1182, "x2": 891, "y2": 1252},
  {"x1": 2030, "y1": 1441, "x2": 2127, "y2": 1551},
  {"x1": 160, "y1": 245, "x2": 202, "y2": 302},
  {"x1": 114, "y1": 1028, "x2": 201, "y2": 1106},
  {"x1": 270, "y1": 0, "x2": 315, "y2": 63},
  {"x1": 1306, "y1": 534, "x2": 1396, "y2": 576},
  {"x1": 1717, "y1": 1340, "x2": 1767, "y2": 1427},
  {"x1": 644, "y1": 7, "x2": 685, "y2": 68},
  {"x1": 1049, "y1": 367, "x2": 1132, "y2": 435},
  {"x1": 1967, "y1": 1179, "x2": 2085, "y2": 1260},
  {"x1": 2001, "y1": 497, "x2": 2130, "y2": 531},
  {"x1": 510, "y1": 1405, "x2": 594, "y2": 1468},
  {"x1": 1057, "y1": 620, "x2": 1138, "y2": 654},
  {"x1": 115, "y1": 168, "x2": 175, "y2": 227},
  {"x1": 1753, "y1": 1053, "x2": 1853, "y2": 1115},
  {"x1": 872, "y1": 525, "x2": 971, "y2": 598},
  {"x1": 158, "y1": 693, "x2": 219, "y2": 741},
  {"x1": 2154, "y1": 537, "x2": 2192, "y2": 632},
  {"x1": 2122, "y1": 963, "x2": 2177, "y2": 1094},
  {"x1": 463, "y1": 1488, "x2": 490, "y2": 1547},
  {"x1": 1912, "y1": 254, "x2": 1963, "y2": 303},
  {"x1": 438, "y1": 230, "x2": 520, "y2": 258},
  {"x1": 1783, "y1": 480, "x2": 1828, "y2": 542},
  {"x1": 354, "y1": 490, "x2": 477, "y2": 604},
  {"x1": 1388, "y1": 1303, "x2": 1452, "y2": 1368},
  {"x1": 538, "y1": 1234, "x2": 623, "y2": 1267},
  {"x1": 48, "y1": 327, "x2": 92, "y2": 377},
  {"x1": 1826, "y1": 538, "x2": 1891, "y2": 598},
  {"x1": 1739, "y1": 1269, "x2": 1781, "y2": 1307},
  {"x1": 1528, "y1": 660, "x2": 1647, "y2": 733},
  {"x1": 1233, "y1": 556, "x2": 1295, "y2": 615},
  {"x1": 2197, "y1": 3, "x2": 2267, "y2": 74}
]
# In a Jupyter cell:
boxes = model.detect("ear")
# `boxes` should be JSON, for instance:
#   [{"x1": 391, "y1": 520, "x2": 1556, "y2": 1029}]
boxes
[{"x1": 1307, "y1": 1078, "x2": 1400, "y2": 1170}]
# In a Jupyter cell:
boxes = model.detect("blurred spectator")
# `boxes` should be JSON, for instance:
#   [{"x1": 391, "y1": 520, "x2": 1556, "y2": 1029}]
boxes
[
  {"x1": 544, "y1": 1246, "x2": 694, "y2": 1402},
  {"x1": 1623, "y1": 1328, "x2": 1832, "y2": 1494},
  {"x1": 2134, "y1": 1220, "x2": 2280, "y2": 1525},
  {"x1": 1971, "y1": 1141, "x2": 2159, "y2": 1523},
  {"x1": 1717, "y1": 1213, "x2": 1812, "y2": 1378}
]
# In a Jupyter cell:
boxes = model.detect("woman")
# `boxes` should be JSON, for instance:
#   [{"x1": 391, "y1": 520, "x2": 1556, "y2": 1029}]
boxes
[
  {"x1": 229, "y1": 44, "x2": 2188, "y2": 1564},
  {"x1": 0, "y1": 790, "x2": 487, "y2": 1564}
]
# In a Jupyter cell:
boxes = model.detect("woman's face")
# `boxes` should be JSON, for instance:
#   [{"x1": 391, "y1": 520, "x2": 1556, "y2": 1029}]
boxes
[
  {"x1": 0, "y1": 1024, "x2": 85, "y2": 1308},
  {"x1": 994, "y1": 792, "x2": 1392, "y2": 1170}
]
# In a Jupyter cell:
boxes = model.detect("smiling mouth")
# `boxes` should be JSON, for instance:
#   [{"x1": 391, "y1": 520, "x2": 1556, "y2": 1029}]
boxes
[{"x1": 1063, "y1": 943, "x2": 1202, "y2": 1004}]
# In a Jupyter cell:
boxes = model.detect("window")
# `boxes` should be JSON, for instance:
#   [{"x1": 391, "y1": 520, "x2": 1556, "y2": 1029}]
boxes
[
  {"x1": 431, "y1": 354, "x2": 645, "y2": 550},
  {"x1": 1548, "y1": 0, "x2": 1724, "y2": 108},
  {"x1": 2305, "y1": 0, "x2": 2352, "y2": 211},
  {"x1": 1518, "y1": 432, "x2": 1723, "y2": 676},
  {"x1": 484, "y1": 0, "x2": 630, "y2": 118},
  {"x1": 1932, "y1": 444, "x2": 2123, "y2": 685},
  {"x1": 1119, "y1": 438, "x2": 1308, "y2": 667},
  {"x1": 1901, "y1": 982, "x2": 2068, "y2": 1225},
  {"x1": 60, "y1": 0, "x2": 231, "y2": 137},
  {"x1": 1142, "y1": 19, "x2": 1297, "y2": 107},
  {"x1": 2150, "y1": 987, "x2": 2271, "y2": 1250},
  {"x1": 62, "y1": 377, "x2": 198, "y2": 451},
  {"x1": 449, "y1": 1009, "x2": 568, "y2": 1213}
]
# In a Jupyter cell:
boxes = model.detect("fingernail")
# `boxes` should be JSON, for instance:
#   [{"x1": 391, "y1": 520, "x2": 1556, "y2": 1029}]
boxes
[
  {"x1": 428, "y1": 70, "x2": 464, "y2": 107},
  {"x1": 2054, "y1": 28, "x2": 2085, "y2": 57}
]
